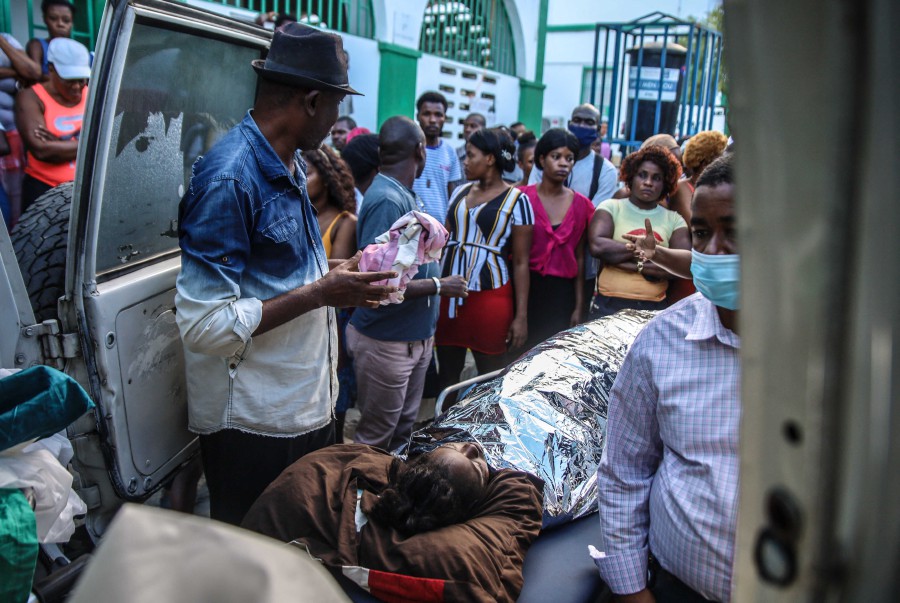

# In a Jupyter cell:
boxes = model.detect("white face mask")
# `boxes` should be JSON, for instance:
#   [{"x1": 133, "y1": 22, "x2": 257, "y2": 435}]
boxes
[{"x1": 690, "y1": 250, "x2": 740, "y2": 310}]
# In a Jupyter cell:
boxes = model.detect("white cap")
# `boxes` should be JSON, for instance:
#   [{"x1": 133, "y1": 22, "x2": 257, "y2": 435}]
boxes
[{"x1": 47, "y1": 38, "x2": 91, "y2": 80}]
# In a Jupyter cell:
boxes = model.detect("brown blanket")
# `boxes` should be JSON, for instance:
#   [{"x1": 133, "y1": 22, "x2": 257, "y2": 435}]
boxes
[{"x1": 243, "y1": 444, "x2": 543, "y2": 602}]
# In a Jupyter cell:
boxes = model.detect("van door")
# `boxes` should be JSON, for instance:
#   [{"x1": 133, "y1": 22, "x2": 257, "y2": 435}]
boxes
[{"x1": 62, "y1": 0, "x2": 269, "y2": 532}]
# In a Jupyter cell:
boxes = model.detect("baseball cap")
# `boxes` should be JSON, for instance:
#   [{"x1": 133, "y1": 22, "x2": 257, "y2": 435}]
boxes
[{"x1": 47, "y1": 38, "x2": 91, "y2": 80}]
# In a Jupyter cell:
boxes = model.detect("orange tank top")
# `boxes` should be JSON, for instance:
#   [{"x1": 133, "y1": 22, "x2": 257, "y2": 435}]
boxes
[{"x1": 25, "y1": 83, "x2": 87, "y2": 187}]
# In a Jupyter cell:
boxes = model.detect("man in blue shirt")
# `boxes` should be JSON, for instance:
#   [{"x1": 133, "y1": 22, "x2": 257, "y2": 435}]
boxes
[
  {"x1": 412, "y1": 91, "x2": 462, "y2": 221},
  {"x1": 349, "y1": 116, "x2": 467, "y2": 450},
  {"x1": 175, "y1": 23, "x2": 396, "y2": 525}
]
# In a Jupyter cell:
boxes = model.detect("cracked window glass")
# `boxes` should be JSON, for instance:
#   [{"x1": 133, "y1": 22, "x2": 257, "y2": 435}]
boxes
[{"x1": 96, "y1": 23, "x2": 259, "y2": 275}]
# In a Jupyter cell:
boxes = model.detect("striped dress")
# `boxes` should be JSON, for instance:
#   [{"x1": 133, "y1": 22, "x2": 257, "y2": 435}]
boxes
[{"x1": 440, "y1": 183, "x2": 534, "y2": 317}]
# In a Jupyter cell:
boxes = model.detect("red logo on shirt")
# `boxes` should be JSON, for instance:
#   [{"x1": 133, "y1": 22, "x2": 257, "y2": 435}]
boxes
[{"x1": 626, "y1": 228, "x2": 663, "y2": 242}]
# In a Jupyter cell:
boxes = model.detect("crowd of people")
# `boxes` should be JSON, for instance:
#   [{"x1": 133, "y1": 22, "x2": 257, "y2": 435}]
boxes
[
  {"x1": 171, "y1": 21, "x2": 737, "y2": 602},
  {"x1": 0, "y1": 0, "x2": 90, "y2": 228},
  {"x1": 4, "y1": 13, "x2": 741, "y2": 603}
]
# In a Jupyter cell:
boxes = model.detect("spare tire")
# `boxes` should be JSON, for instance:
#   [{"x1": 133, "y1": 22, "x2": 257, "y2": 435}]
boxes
[{"x1": 11, "y1": 183, "x2": 73, "y2": 322}]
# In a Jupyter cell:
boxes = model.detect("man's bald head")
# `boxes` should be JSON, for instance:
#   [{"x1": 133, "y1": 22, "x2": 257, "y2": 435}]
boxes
[
  {"x1": 571, "y1": 103, "x2": 600, "y2": 122},
  {"x1": 379, "y1": 116, "x2": 425, "y2": 166}
]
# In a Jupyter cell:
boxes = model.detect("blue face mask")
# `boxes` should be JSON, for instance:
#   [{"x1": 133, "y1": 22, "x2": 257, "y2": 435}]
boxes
[
  {"x1": 690, "y1": 250, "x2": 740, "y2": 310},
  {"x1": 568, "y1": 123, "x2": 598, "y2": 148}
]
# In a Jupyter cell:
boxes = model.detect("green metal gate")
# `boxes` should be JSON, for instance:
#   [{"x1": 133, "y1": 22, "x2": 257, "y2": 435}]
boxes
[
  {"x1": 19, "y1": 0, "x2": 374, "y2": 50},
  {"x1": 210, "y1": 0, "x2": 374, "y2": 38},
  {"x1": 419, "y1": 0, "x2": 517, "y2": 77}
]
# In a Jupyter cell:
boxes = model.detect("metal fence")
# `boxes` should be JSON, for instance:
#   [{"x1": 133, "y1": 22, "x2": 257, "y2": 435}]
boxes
[
  {"x1": 207, "y1": 0, "x2": 374, "y2": 38},
  {"x1": 588, "y1": 12, "x2": 723, "y2": 148},
  {"x1": 23, "y1": 0, "x2": 375, "y2": 49},
  {"x1": 419, "y1": 0, "x2": 517, "y2": 77}
]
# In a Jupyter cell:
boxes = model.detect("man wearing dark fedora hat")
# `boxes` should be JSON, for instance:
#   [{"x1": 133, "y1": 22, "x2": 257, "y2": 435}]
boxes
[{"x1": 175, "y1": 23, "x2": 396, "y2": 526}]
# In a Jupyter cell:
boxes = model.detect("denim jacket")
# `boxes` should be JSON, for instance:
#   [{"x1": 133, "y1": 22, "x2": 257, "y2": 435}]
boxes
[{"x1": 175, "y1": 111, "x2": 336, "y2": 437}]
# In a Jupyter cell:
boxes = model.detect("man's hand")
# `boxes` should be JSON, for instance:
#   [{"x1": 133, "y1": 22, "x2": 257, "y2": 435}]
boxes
[
  {"x1": 623, "y1": 218, "x2": 658, "y2": 261},
  {"x1": 612, "y1": 588, "x2": 656, "y2": 603},
  {"x1": 439, "y1": 275, "x2": 468, "y2": 298},
  {"x1": 317, "y1": 252, "x2": 398, "y2": 309}
]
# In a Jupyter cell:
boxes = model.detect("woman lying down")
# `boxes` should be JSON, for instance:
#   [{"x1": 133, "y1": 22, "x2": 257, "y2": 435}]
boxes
[{"x1": 242, "y1": 443, "x2": 544, "y2": 603}]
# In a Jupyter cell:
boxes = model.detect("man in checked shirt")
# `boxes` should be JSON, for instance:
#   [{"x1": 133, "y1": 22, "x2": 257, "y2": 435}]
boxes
[{"x1": 594, "y1": 154, "x2": 740, "y2": 603}]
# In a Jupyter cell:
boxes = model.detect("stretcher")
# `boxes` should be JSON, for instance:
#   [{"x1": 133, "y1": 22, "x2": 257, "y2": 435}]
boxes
[{"x1": 335, "y1": 512, "x2": 609, "y2": 602}]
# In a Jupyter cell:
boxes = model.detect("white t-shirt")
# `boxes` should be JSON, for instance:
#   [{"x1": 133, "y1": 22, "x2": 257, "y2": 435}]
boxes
[{"x1": 528, "y1": 149, "x2": 618, "y2": 208}]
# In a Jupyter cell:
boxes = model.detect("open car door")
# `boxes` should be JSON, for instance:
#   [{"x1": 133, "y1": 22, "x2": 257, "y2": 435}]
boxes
[{"x1": 61, "y1": 0, "x2": 270, "y2": 536}]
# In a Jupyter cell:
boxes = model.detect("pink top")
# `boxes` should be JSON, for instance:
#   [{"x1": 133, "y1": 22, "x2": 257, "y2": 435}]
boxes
[{"x1": 520, "y1": 184, "x2": 594, "y2": 279}]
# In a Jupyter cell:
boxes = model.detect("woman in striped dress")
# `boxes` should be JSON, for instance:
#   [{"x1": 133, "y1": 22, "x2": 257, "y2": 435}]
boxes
[{"x1": 435, "y1": 128, "x2": 533, "y2": 407}]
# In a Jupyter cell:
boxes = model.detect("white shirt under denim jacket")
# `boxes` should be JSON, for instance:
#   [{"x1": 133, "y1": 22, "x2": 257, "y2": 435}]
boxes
[{"x1": 175, "y1": 111, "x2": 337, "y2": 437}]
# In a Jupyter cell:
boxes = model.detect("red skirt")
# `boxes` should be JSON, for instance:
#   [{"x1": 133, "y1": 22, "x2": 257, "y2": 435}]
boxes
[{"x1": 435, "y1": 282, "x2": 513, "y2": 355}]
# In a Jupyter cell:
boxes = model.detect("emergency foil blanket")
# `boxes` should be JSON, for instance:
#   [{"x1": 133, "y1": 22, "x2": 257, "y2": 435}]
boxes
[{"x1": 408, "y1": 310, "x2": 655, "y2": 526}]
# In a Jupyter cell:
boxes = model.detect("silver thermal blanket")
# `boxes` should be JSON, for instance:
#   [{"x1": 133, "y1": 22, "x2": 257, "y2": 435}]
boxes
[{"x1": 407, "y1": 310, "x2": 655, "y2": 526}]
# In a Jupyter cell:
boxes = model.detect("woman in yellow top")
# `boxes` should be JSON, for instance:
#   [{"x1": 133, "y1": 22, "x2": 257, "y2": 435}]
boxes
[
  {"x1": 302, "y1": 145, "x2": 357, "y2": 259},
  {"x1": 587, "y1": 145, "x2": 691, "y2": 319}
]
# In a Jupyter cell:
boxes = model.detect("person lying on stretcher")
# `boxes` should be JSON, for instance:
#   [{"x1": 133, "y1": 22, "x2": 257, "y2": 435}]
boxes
[{"x1": 242, "y1": 442, "x2": 543, "y2": 603}]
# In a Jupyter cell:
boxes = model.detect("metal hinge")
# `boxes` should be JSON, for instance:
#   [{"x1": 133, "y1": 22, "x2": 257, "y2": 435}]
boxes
[{"x1": 21, "y1": 319, "x2": 80, "y2": 369}]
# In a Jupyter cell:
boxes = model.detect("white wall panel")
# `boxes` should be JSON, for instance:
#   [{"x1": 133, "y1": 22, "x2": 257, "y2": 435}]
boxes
[{"x1": 340, "y1": 35, "x2": 381, "y2": 130}]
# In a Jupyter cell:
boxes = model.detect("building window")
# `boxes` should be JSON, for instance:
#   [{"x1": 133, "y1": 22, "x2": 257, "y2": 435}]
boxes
[{"x1": 419, "y1": 1, "x2": 517, "y2": 76}]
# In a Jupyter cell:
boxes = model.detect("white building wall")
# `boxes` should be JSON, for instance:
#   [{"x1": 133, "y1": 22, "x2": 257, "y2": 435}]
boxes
[
  {"x1": 502, "y1": 0, "x2": 541, "y2": 81},
  {"x1": 542, "y1": 29, "x2": 596, "y2": 120},
  {"x1": 341, "y1": 35, "x2": 382, "y2": 130},
  {"x1": 374, "y1": 0, "x2": 428, "y2": 48}
]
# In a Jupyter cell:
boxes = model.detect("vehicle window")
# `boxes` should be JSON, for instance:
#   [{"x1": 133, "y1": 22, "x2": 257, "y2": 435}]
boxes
[{"x1": 95, "y1": 23, "x2": 259, "y2": 275}]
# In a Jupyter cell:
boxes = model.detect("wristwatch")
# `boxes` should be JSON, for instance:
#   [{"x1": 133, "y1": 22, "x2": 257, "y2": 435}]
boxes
[{"x1": 636, "y1": 259, "x2": 645, "y2": 274}]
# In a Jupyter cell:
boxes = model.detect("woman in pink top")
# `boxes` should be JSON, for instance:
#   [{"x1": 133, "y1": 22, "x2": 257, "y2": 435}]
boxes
[{"x1": 518, "y1": 128, "x2": 594, "y2": 349}]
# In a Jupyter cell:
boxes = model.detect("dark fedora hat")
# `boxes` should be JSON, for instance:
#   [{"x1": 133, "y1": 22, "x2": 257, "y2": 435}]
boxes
[{"x1": 251, "y1": 22, "x2": 363, "y2": 95}]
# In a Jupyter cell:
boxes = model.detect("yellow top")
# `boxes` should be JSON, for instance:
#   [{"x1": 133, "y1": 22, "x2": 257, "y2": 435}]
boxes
[{"x1": 321, "y1": 211, "x2": 351, "y2": 259}]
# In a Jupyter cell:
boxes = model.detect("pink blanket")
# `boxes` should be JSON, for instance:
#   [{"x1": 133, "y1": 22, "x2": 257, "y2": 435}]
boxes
[{"x1": 358, "y1": 211, "x2": 449, "y2": 304}]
